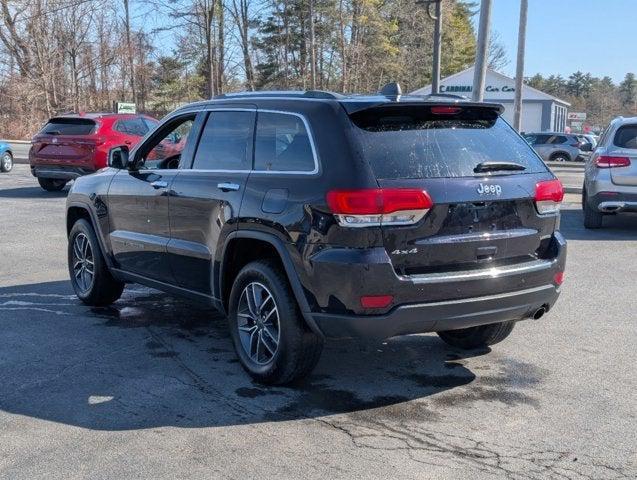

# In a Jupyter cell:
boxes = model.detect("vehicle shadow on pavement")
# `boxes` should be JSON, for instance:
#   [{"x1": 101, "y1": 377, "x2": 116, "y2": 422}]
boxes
[
  {"x1": 0, "y1": 186, "x2": 69, "y2": 198},
  {"x1": 0, "y1": 280, "x2": 541, "y2": 431},
  {"x1": 559, "y1": 207, "x2": 637, "y2": 241}
]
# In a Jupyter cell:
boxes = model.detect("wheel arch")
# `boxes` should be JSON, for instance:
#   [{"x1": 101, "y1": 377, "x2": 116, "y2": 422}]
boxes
[
  {"x1": 66, "y1": 202, "x2": 114, "y2": 268},
  {"x1": 219, "y1": 231, "x2": 323, "y2": 337}
]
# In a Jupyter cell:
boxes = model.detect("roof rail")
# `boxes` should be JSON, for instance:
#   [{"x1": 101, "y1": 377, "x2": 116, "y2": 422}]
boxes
[{"x1": 214, "y1": 90, "x2": 343, "y2": 100}]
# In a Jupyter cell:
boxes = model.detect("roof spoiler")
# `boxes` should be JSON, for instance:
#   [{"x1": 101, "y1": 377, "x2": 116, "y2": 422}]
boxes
[{"x1": 343, "y1": 100, "x2": 505, "y2": 115}]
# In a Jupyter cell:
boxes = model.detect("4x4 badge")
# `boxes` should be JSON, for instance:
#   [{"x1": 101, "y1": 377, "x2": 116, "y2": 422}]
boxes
[
  {"x1": 477, "y1": 183, "x2": 502, "y2": 195},
  {"x1": 391, "y1": 248, "x2": 418, "y2": 255}
]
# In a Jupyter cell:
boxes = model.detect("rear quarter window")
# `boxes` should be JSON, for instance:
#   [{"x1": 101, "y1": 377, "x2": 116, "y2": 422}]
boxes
[
  {"x1": 614, "y1": 125, "x2": 637, "y2": 149},
  {"x1": 350, "y1": 106, "x2": 547, "y2": 179},
  {"x1": 254, "y1": 112, "x2": 316, "y2": 172},
  {"x1": 41, "y1": 118, "x2": 96, "y2": 135}
]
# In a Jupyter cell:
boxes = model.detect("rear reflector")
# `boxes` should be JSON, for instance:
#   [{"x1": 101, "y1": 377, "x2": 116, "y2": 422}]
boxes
[
  {"x1": 554, "y1": 271, "x2": 565, "y2": 286},
  {"x1": 534, "y1": 179, "x2": 564, "y2": 214},
  {"x1": 326, "y1": 188, "x2": 433, "y2": 227},
  {"x1": 360, "y1": 295, "x2": 393, "y2": 309},
  {"x1": 596, "y1": 156, "x2": 631, "y2": 168}
]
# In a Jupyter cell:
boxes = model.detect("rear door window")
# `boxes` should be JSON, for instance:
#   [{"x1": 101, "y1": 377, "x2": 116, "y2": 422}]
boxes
[
  {"x1": 254, "y1": 112, "x2": 316, "y2": 172},
  {"x1": 40, "y1": 118, "x2": 96, "y2": 135},
  {"x1": 350, "y1": 106, "x2": 547, "y2": 179},
  {"x1": 192, "y1": 111, "x2": 255, "y2": 170},
  {"x1": 547, "y1": 135, "x2": 567, "y2": 144},
  {"x1": 114, "y1": 118, "x2": 148, "y2": 136},
  {"x1": 613, "y1": 125, "x2": 637, "y2": 149}
]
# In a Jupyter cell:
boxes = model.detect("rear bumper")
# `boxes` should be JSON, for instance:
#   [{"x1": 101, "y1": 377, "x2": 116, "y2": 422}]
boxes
[
  {"x1": 587, "y1": 190, "x2": 637, "y2": 213},
  {"x1": 312, "y1": 284, "x2": 560, "y2": 339},
  {"x1": 301, "y1": 232, "x2": 566, "y2": 339},
  {"x1": 31, "y1": 165, "x2": 95, "y2": 180}
]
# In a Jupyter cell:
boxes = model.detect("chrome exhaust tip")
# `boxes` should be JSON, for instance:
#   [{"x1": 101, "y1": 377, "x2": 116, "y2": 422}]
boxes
[
  {"x1": 532, "y1": 306, "x2": 546, "y2": 320},
  {"x1": 598, "y1": 201, "x2": 625, "y2": 213}
]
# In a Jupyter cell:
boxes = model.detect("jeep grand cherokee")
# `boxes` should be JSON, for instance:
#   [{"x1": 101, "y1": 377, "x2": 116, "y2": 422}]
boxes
[{"x1": 65, "y1": 87, "x2": 566, "y2": 384}]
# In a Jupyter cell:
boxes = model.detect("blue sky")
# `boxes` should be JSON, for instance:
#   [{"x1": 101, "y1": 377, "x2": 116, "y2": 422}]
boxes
[{"x1": 490, "y1": 0, "x2": 637, "y2": 83}]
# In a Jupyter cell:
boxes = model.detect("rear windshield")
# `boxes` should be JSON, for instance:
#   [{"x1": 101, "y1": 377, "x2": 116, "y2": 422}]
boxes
[
  {"x1": 350, "y1": 106, "x2": 547, "y2": 179},
  {"x1": 40, "y1": 118, "x2": 96, "y2": 135},
  {"x1": 614, "y1": 125, "x2": 637, "y2": 149}
]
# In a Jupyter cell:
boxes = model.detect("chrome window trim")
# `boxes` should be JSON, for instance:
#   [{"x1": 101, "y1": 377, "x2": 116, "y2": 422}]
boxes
[{"x1": 183, "y1": 108, "x2": 320, "y2": 176}]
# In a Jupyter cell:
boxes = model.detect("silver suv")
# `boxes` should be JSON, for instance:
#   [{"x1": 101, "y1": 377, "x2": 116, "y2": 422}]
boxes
[
  {"x1": 524, "y1": 132, "x2": 590, "y2": 162},
  {"x1": 582, "y1": 117, "x2": 637, "y2": 228}
]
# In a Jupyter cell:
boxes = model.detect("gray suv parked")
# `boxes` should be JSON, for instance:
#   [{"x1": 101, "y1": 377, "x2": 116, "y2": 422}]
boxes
[
  {"x1": 524, "y1": 132, "x2": 590, "y2": 162},
  {"x1": 582, "y1": 117, "x2": 637, "y2": 228}
]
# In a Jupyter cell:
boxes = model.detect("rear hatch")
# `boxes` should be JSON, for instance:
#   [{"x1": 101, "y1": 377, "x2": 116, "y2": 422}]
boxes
[
  {"x1": 30, "y1": 117, "x2": 99, "y2": 168},
  {"x1": 609, "y1": 124, "x2": 637, "y2": 186},
  {"x1": 347, "y1": 103, "x2": 560, "y2": 276}
]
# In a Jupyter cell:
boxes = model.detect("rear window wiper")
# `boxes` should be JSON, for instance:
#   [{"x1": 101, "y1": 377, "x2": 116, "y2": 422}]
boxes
[{"x1": 473, "y1": 161, "x2": 526, "y2": 173}]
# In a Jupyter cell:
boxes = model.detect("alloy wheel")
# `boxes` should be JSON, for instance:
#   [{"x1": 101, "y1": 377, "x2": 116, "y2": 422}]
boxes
[
  {"x1": 72, "y1": 233, "x2": 94, "y2": 293},
  {"x1": 1, "y1": 153, "x2": 11, "y2": 171},
  {"x1": 237, "y1": 282, "x2": 280, "y2": 365}
]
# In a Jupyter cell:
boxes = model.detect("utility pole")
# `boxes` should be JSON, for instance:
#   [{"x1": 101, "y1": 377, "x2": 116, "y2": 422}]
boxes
[
  {"x1": 416, "y1": 0, "x2": 442, "y2": 94},
  {"x1": 431, "y1": 1, "x2": 442, "y2": 94},
  {"x1": 513, "y1": 0, "x2": 528, "y2": 131},
  {"x1": 123, "y1": 0, "x2": 136, "y2": 107},
  {"x1": 472, "y1": 0, "x2": 493, "y2": 102}
]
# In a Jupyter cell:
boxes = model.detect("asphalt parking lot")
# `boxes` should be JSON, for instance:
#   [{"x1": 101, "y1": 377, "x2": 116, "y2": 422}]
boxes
[{"x1": 1, "y1": 165, "x2": 636, "y2": 479}]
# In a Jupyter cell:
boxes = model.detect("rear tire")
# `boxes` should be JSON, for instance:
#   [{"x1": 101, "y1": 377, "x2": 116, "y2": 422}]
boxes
[
  {"x1": 68, "y1": 219, "x2": 124, "y2": 306},
  {"x1": 437, "y1": 321, "x2": 515, "y2": 350},
  {"x1": 582, "y1": 189, "x2": 603, "y2": 229},
  {"x1": 38, "y1": 177, "x2": 67, "y2": 191},
  {"x1": 228, "y1": 260, "x2": 323, "y2": 385},
  {"x1": 1, "y1": 152, "x2": 13, "y2": 172}
]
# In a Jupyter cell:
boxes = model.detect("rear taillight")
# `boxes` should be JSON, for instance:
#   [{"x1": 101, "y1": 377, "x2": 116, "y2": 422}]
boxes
[
  {"x1": 554, "y1": 271, "x2": 565, "y2": 286},
  {"x1": 534, "y1": 179, "x2": 563, "y2": 214},
  {"x1": 595, "y1": 156, "x2": 631, "y2": 168},
  {"x1": 326, "y1": 188, "x2": 433, "y2": 227}
]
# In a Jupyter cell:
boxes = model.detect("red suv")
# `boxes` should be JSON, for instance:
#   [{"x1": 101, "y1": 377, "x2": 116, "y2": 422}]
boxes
[{"x1": 29, "y1": 113, "x2": 158, "y2": 191}]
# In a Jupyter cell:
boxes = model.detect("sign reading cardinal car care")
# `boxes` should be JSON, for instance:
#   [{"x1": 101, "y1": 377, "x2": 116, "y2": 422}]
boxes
[{"x1": 116, "y1": 102, "x2": 136, "y2": 114}]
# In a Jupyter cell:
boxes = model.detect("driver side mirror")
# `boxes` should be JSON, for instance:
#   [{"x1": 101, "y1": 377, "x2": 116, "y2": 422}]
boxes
[
  {"x1": 108, "y1": 146, "x2": 130, "y2": 169},
  {"x1": 580, "y1": 142, "x2": 592, "y2": 152}
]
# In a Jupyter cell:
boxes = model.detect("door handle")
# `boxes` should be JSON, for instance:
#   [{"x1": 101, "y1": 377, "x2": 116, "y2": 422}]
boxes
[
  {"x1": 150, "y1": 180, "x2": 168, "y2": 189},
  {"x1": 217, "y1": 182, "x2": 240, "y2": 192}
]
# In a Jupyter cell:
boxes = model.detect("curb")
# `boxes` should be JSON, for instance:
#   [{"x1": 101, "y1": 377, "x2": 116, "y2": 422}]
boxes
[{"x1": 564, "y1": 186, "x2": 582, "y2": 194}]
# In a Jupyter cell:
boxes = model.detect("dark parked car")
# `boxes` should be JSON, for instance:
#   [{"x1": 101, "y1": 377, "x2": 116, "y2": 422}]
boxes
[
  {"x1": 523, "y1": 132, "x2": 591, "y2": 162},
  {"x1": 29, "y1": 113, "x2": 158, "y2": 191},
  {"x1": 0, "y1": 141, "x2": 13, "y2": 172},
  {"x1": 65, "y1": 88, "x2": 567, "y2": 384}
]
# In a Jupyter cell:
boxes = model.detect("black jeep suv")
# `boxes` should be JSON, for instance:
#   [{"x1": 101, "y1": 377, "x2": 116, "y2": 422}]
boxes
[{"x1": 66, "y1": 88, "x2": 566, "y2": 384}]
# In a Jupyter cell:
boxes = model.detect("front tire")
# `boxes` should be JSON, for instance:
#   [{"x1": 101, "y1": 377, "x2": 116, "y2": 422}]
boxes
[
  {"x1": 228, "y1": 260, "x2": 323, "y2": 385},
  {"x1": 38, "y1": 177, "x2": 67, "y2": 191},
  {"x1": 68, "y1": 219, "x2": 124, "y2": 306},
  {"x1": 0, "y1": 152, "x2": 13, "y2": 172},
  {"x1": 437, "y1": 321, "x2": 515, "y2": 350},
  {"x1": 550, "y1": 153, "x2": 569, "y2": 162}
]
